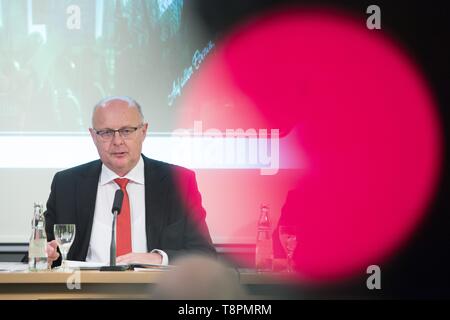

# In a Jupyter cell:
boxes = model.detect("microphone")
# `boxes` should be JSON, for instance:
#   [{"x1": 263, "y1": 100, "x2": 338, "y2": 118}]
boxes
[
  {"x1": 100, "y1": 189, "x2": 128, "y2": 272},
  {"x1": 112, "y1": 189, "x2": 124, "y2": 214}
]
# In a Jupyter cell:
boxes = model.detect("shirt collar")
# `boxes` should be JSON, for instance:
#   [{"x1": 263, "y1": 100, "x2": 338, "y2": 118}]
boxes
[{"x1": 99, "y1": 156, "x2": 145, "y2": 186}]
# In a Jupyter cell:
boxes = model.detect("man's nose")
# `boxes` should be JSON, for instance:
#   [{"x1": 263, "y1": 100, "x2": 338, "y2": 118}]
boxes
[{"x1": 111, "y1": 131, "x2": 125, "y2": 144}]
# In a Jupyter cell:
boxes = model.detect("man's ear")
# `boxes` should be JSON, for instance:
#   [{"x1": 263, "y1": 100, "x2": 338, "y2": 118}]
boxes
[
  {"x1": 142, "y1": 123, "x2": 149, "y2": 139},
  {"x1": 89, "y1": 128, "x2": 97, "y2": 143}
]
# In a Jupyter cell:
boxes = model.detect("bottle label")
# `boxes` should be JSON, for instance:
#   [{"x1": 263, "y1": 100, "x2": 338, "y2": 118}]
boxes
[{"x1": 255, "y1": 239, "x2": 273, "y2": 271}]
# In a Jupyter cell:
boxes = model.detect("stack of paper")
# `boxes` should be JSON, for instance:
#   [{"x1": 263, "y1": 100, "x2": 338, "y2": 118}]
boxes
[
  {"x1": 0, "y1": 262, "x2": 29, "y2": 272},
  {"x1": 64, "y1": 260, "x2": 174, "y2": 271}
]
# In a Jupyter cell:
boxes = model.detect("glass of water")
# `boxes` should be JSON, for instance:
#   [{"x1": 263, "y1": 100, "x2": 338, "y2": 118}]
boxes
[
  {"x1": 53, "y1": 224, "x2": 76, "y2": 272},
  {"x1": 278, "y1": 225, "x2": 298, "y2": 273}
]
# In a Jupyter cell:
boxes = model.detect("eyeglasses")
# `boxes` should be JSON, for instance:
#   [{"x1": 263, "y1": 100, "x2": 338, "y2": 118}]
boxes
[{"x1": 94, "y1": 124, "x2": 144, "y2": 140}]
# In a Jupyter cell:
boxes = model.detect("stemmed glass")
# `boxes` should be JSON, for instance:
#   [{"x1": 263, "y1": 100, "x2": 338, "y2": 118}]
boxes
[
  {"x1": 53, "y1": 224, "x2": 76, "y2": 272},
  {"x1": 278, "y1": 225, "x2": 297, "y2": 273}
]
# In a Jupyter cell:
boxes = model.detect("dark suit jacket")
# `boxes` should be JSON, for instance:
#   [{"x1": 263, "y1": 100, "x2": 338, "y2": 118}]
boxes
[{"x1": 44, "y1": 155, "x2": 216, "y2": 262}]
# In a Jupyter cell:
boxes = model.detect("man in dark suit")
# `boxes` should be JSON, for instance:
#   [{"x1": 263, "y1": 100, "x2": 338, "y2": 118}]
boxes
[{"x1": 45, "y1": 96, "x2": 215, "y2": 266}]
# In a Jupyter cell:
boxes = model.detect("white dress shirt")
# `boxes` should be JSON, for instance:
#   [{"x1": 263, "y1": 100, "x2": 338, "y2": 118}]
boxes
[{"x1": 86, "y1": 156, "x2": 168, "y2": 265}]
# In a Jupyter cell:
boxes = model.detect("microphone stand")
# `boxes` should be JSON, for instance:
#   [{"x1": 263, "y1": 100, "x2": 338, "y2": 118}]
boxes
[
  {"x1": 110, "y1": 210, "x2": 118, "y2": 267},
  {"x1": 100, "y1": 207, "x2": 128, "y2": 271}
]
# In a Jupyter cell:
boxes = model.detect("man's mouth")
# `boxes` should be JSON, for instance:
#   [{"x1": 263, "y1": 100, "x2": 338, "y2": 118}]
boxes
[{"x1": 112, "y1": 152, "x2": 127, "y2": 157}]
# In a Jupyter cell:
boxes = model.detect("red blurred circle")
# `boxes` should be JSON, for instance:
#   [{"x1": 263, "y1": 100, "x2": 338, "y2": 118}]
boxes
[{"x1": 177, "y1": 8, "x2": 442, "y2": 282}]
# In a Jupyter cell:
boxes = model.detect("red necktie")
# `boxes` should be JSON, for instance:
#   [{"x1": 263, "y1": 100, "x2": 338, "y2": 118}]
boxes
[{"x1": 114, "y1": 178, "x2": 132, "y2": 256}]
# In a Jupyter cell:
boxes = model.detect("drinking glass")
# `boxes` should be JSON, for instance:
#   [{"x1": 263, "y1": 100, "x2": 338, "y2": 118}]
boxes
[
  {"x1": 278, "y1": 225, "x2": 297, "y2": 273},
  {"x1": 54, "y1": 224, "x2": 76, "y2": 272}
]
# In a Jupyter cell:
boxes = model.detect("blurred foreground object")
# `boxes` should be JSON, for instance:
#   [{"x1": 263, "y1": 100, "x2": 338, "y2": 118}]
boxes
[
  {"x1": 153, "y1": 254, "x2": 247, "y2": 300},
  {"x1": 179, "y1": 7, "x2": 442, "y2": 283}
]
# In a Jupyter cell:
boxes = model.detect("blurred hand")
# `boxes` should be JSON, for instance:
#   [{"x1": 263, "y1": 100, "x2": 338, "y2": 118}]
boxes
[
  {"x1": 47, "y1": 240, "x2": 60, "y2": 267},
  {"x1": 116, "y1": 252, "x2": 162, "y2": 265}
]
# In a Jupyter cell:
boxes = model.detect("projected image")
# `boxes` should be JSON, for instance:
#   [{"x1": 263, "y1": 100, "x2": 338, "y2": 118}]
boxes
[{"x1": 0, "y1": 0, "x2": 210, "y2": 132}]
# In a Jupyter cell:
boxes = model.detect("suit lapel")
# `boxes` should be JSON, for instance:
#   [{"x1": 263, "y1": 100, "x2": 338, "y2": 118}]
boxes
[
  {"x1": 143, "y1": 156, "x2": 169, "y2": 250},
  {"x1": 75, "y1": 161, "x2": 102, "y2": 260}
]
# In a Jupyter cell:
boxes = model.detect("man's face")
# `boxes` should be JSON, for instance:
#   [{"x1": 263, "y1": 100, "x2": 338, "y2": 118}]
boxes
[{"x1": 89, "y1": 99, "x2": 148, "y2": 176}]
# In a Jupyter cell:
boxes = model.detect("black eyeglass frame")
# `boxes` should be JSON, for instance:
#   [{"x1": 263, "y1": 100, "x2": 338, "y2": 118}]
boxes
[{"x1": 94, "y1": 124, "x2": 144, "y2": 140}]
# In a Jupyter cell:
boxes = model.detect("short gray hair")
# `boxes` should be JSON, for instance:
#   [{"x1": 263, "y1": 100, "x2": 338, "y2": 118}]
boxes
[{"x1": 92, "y1": 96, "x2": 144, "y2": 126}]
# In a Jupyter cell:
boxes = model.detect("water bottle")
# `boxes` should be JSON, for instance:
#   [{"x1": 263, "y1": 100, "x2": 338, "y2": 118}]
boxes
[
  {"x1": 255, "y1": 204, "x2": 273, "y2": 272},
  {"x1": 28, "y1": 203, "x2": 48, "y2": 271}
]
